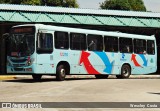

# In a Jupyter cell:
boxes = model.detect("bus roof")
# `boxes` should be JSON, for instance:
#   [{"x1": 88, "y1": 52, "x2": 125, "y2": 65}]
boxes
[{"x1": 13, "y1": 24, "x2": 155, "y2": 40}]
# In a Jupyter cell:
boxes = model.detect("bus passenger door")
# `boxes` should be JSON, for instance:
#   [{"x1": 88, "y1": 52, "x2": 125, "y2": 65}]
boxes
[
  {"x1": 36, "y1": 31, "x2": 54, "y2": 74},
  {"x1": 146, "y1": 40, "x2": 157, "y2": 73}
]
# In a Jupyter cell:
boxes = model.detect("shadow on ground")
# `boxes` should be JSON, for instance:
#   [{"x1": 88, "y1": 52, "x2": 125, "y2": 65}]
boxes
[{"x1": 148, "y1": 92, "x2": 160, "y2": 95}]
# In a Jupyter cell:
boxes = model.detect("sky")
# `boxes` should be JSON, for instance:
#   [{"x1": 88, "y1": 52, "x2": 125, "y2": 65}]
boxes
[{"x1": 77, "y1": 0, "x2": 160, "y2": 12}]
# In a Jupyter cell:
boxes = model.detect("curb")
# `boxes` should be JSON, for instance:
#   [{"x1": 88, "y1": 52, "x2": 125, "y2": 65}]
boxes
[{"x1": 0, "y1": 76, "x2": 16, "y2": 80}]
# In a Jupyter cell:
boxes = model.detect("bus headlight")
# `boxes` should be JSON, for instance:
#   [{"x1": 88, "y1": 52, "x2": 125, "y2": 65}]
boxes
[{"x1": 27, "y1": 57, "x2": 35, "y2": 66}]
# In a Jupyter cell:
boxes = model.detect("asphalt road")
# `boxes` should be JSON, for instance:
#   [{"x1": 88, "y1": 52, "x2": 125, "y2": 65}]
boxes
[{"x1": 0, "y1": 75, "x2": 160, "y2": 111}]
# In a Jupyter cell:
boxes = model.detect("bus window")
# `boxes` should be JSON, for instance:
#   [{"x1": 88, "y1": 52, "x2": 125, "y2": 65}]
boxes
[
  {"x1": 119, "y1": 38, "x2": 133, "y2": 53},
  {"x1": 55, "y1": 31, "x2": 69, "y2": 49},
  {"x1": 134, "y1": 39, "x2": 146, "y2": 54},
  {"x1": 104, "y1": 36, "x2": 118, "y2": 52},
  {"x1": 70, "y1": 33, "x2": 86, "y2": 50},
  {"x1": 87, "y1": 34, "x2": 103, "y2": 51},
  {"x1": 147, "y1": 40, "x2": 155, "y2": 55},
  {"x1": 37, "y1": 33, "x2": 53, "y2": 53}
]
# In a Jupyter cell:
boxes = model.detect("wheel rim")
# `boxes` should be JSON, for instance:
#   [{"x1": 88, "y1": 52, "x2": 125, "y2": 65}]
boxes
[
  {"x1": 60, "y1": 69, "x2": 65, "y2": 77},
  {"x1": 122, "y1": 67, "x2": 129, "y2": 77}
]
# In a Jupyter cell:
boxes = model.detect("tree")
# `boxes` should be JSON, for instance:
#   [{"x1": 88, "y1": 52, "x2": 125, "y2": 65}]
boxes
[
  {"x1": 0, "y1": 0, "x2": 79, "y2": 8},
  {"x1": 129, "y1": 0, "x2": 146, "y2": 11},
  {"x1": 41, "y1": 0, "x2": 63, "y2": 6},
  {"x1": 42, "y1": 0, "x2": 79, "y2": 8},
  {"x1": 40, "y1": 0, "x2": 79, "y2": 8},
  {"x1": 0, "y1": 0, "x2": 21, "y2": 4},
  {"x1": 22, "y1": 0, "x2": 40, "y2": 5},
  {"x1": 64, "y1": 0, "x2": 79, "y2": 8},
  {"x1": 0, "y1": 0, "x2": 40, "y2": 5},
  {"x1": 100, "y1": 0, "x2": 146, "y2": 11}
]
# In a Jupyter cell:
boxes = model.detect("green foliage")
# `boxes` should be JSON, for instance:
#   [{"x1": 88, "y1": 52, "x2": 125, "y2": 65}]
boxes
[
  {"x1": 43, "y1": 0, "x2": 79, "y2": 8},
  {"x1": 129, "y1": 0, "x2": 146, "y2": 11},
  {"x1": 0, "y1": 0, "x2": 40, "y2": 5},
  {"x1": 22, "y1": 0, "x2": 40, "y2": 5},
  {"x1": 100, "y1": 0, "x2": 146, "y2": 11},
  {"x1": 42, "y1": 0, "x2": 63, "y2": 6},
  {"x1": 64, "y1": 0, "x2": 79, "y2": 8},
  {"x1": 0, "y1": 0, "x2": 21, "y2": 4},
  {"x1": 0, "y1": 0, "x2": 79, "y2": 8}
]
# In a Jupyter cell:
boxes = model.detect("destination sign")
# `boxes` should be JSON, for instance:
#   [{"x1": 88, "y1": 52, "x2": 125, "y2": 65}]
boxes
[{"x1": 11, "y1": 26, "x2": 35, "y2": 34}]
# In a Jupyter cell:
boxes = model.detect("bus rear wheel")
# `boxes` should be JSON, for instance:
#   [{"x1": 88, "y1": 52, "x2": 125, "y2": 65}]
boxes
[
  {"x1": 117, "y1": 64, "x2": 131, "y2": 79},
  {"x1": 95, "y1": 75, "x2": 109, "y2": 79},
  {"x1": 56, "y1": 64, "x2": 66, "y2": 81},
  {"x1": 32, "y1": 74, "x2": 42, "y2": 81}
]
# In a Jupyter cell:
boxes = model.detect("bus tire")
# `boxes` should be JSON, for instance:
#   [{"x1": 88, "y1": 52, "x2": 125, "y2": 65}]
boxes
[
  {"x1": 32, "y1": 74, "x2": 42, "y2": 81},
  {"x1": 120, "y1": 64, "x2": 131, "y2": 79},
  {"x1": 95, "y1": 75, "x2": 109, "y2": 79},
  {"x1": 56, "y1": 64, "x2": 66, "y2": 81}
]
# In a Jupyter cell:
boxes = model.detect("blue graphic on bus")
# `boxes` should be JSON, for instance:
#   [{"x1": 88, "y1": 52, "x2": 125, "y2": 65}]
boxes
[
  {"x1": 94, "y1": 52, "x2": 114, "y2": 74},
  {"x1": 138, "y1": 54, "x2": 148, "y2": 66},
  {"x1": 122, "y1": 53, "x2": 125, "y2": 59}
]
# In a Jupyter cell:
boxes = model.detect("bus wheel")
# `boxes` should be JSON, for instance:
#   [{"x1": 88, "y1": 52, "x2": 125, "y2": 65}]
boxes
[
  {"x1": 32, "y1": 74, "x2": 42, "y2": 81},
  {"x1": 120, "y1": 65, "x2": 131, "y2": 79},
  {"x1": 56, "y1": 65, "x2": 66, "y2": 81},
  {"x1": 95, "y1": 75, "x2": 109, "y2": 79}
]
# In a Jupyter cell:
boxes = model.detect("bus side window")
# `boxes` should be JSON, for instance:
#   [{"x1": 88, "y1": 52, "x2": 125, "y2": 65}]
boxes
[
  {"x1": 134, "y1": 39, "x2": 146, "y2": 54},
  {"x1": 119, "y1": 38, "x2": 133, "y2": 53},
  {"x1": 87, "y1": 34, "x2": 103, "y2": 51},
  {"x1": 37, "y1": 33, "x2": 53, "y2": 53},
  {"x1": 70, "y1": 33, "x2": 86, "y2": 50},
  {"x1": 147, "y1": 40, "x2": 155, "y2": 55},
  {"x1": 104, "y1": 36, "x2": 118, "y2": 52},
  {"x1": 55, "y1": 31, "x2": 69, "y2": 49}
]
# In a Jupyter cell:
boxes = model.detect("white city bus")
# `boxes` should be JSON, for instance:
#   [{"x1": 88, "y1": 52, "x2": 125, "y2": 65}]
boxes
[{"x1": 6, "y1": 24, "x2": 157, "y2": 81}]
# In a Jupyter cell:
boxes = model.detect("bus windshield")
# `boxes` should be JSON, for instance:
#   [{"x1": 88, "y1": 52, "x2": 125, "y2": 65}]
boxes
[{"x1": 7, "y1": 26, "x2": 35, "y2": 57}]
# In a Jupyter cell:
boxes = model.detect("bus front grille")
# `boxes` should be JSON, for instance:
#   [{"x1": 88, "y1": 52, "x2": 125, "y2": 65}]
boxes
[
  {"x1": 13, "y1": 64, "x2": 25, "y2": 67},
  {"x1": 11, "y1": 59, "x2": 27, "y2": 63},
  {"x1": 14, "y1": 68, "x2": 24, "y2": 71}
]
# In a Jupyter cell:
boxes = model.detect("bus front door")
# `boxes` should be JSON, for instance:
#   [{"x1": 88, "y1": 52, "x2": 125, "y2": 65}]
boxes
[{"x1": 36, "y1": 32, "x2": 54, "y2": 74}]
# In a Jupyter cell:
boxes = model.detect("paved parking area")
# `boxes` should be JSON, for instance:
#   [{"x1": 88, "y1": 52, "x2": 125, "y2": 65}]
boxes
[{"x1": 0, "y1": 75, "x2": 160, "y2": 111}]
